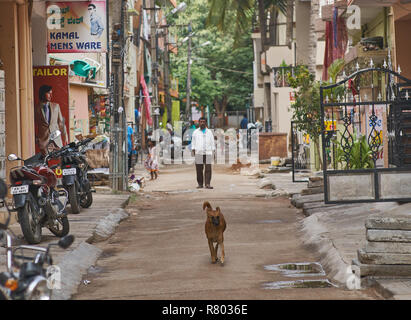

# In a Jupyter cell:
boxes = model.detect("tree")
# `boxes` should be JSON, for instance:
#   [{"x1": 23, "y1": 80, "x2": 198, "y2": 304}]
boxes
[
  {"x1": 308, "y1": 0, "x2": 319, "y2": 75},
  {"x1": 285, "y1": 0, "x2": 293, "y2": 49},
  {"x1": 206, "y1": 0, "x2": 287, "y2": 48},
  {"x1": 170, "y1": 0, "x2": 254, "y2": 125},
  {"x1": 288, "y1": 66, "x2": 323, "y2": 169},
  {"x1": 288, "y1": 60, "x2": 347, "y2": 170}
]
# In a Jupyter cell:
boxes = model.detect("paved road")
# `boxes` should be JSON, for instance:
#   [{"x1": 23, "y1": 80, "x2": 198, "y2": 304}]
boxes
[{"x1": 74, "y1": 165, "x2": 382, "y2": 300}]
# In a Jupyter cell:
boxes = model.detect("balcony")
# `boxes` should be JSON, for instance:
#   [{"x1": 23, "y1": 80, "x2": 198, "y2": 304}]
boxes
[
  {"x1": 273, "y1": 66, "x2": 301, "y2": 88},
  {"x1": 344, "y1": 41, "x2": 388, "y2": 65}
]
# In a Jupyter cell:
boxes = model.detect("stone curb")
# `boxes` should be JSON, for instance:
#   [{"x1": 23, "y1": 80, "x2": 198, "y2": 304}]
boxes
[
  {"x1": 51, "y1": 241, "x2": 102, "y2": 300},
  {"x1": 299, "y1": 214, "x2": 350, "y2": 286},
  {"x1": 52, "y1": 197, "x2": 130, "y2": 300},
  {"x1": 86, "y1": 208, "x2": 130, "y2": 244}
]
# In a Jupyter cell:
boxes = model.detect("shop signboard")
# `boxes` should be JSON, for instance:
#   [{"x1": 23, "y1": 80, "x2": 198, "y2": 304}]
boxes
[
  {"x1": 33, "y1": 66, "x2": 70, "y2": 155},
  {"x1": 46, "y1": 1, "x2": 107, "y2": 53}
]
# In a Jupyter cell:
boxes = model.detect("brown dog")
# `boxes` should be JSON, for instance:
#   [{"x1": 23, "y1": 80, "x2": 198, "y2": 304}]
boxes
[{"x1": 203, "y1": 201, "x2": 226, "y2": 265}]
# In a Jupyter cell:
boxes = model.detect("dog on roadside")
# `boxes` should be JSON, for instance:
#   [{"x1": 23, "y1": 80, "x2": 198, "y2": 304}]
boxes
[{"x1": 203, "y1": 201, "x2": 226, "y2": 265}]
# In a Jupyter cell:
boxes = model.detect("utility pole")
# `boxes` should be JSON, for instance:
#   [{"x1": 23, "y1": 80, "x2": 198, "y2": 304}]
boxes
[
  {"x1": 109, "y1": 0, "x2": 127, "y2": 191},
  {"x1": 149, "y1": 0, "x2": 159, "y2": 131},
  {"x1": 164, "y1": 27, "x2": 172, "y2": 123},
  {"x1": 161, "y1": 2, "x2": 188, "y2": 125},
  {"x1": 185, "y1": 21, "x2": 192, "y2": 120}
]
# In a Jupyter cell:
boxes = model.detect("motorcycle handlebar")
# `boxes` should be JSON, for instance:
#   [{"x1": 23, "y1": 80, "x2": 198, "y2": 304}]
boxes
[
  {"x1": 78, "y1": 137, "x2": 93, "y2": 147},
  {"x1": 46, "y1": 137, "x2": 93, "y2": 161}
]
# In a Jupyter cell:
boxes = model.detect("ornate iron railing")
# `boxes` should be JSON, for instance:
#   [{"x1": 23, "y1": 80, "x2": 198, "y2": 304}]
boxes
[
  {"x1": 273, "y1": 66, "x2": 302, "y2": 88},
  {"x1": 320, "y1": 61, "x2": 411, "y2": 204}
]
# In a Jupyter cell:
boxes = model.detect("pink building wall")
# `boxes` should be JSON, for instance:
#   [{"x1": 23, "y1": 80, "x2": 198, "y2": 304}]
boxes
[{"x1": 69, "y1": 84, "x2": 89, "y2": 140}]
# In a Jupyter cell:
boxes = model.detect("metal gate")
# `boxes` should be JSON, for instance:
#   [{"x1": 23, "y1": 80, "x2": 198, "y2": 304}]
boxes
[
  {"x1": 291, "y1": 121, "x2": 313, "y2": 182},
  {"x1": 321, "y1": 63, "x2": 411, "y2": 204}
]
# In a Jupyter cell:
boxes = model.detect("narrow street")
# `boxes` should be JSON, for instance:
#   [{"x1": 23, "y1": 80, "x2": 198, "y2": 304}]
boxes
[{"x1": 74, "y1": 165, "x2": 382, "y2": 300}]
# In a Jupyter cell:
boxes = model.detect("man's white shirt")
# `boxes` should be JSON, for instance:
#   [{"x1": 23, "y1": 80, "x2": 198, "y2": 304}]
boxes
[{"x1": 191, "y1": 128, "x2": 215, "y2": 155}]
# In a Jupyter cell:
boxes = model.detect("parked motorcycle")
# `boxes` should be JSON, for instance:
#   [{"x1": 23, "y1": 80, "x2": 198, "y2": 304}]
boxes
[
  {"x1": 7, "y1": 130, "x2": 69, "y2": 244},
  {"x1": 0, "y1": 178, "x2": 75, "y2": 300},
  {"x1": 52, "y1": 137, "x2": 95, "y2": 214}
]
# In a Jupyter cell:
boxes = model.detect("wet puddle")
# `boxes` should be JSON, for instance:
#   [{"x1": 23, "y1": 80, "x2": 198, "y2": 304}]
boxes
[
  {"x1": 263, "y1": 262, "x2": 338, "y2": 289},
  {"x1": 263, "y1": 279, "x2": 337, "y2": 290},
  {"x1": 165, "y1": 190, "x2": 199, "y2": 194},
  {"x1": 264, "y1": 262, "x2": 325, "y2": 277}
]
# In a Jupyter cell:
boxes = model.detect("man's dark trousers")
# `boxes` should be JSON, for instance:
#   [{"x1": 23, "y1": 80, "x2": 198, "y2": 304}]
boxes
[{"x1": 195, "y1": 154, "x2": 212, "y2": 186}]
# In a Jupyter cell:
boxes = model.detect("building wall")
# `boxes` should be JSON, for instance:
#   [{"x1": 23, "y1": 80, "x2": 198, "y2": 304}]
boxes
[
  {"x1": 126, "y1": 43, "x2": 138, "y2": 123},
  {"x1": 252, "y1": 34, "x2": 264, "y2": 88},
  {"x1": 32, "y1": 0, "x2": 47, "y2": 67},
  {"x1": 393, "y1": 2, "x2": 411, "y2": 21},
  {"x1": 69, "y1": 84, "x2": 89, "y2": 140},
  {"x1": 0, "y1": 1, "x2": 35, "y2": 184},
  {"x1": 253, "y1": 87, "x2": 264, "y2": 109},
  {"x1": 394, "y1": 19, "x2": 411, "y2": 79},
  {"x1": 266, "y1": 45, "x2": 294, "y2": 68},
  {"x1": 364, "y1": 11, "x2": 386, "y2": 39},
  {"x1": 272, "y1": 87, "x2": 294, "y2": 134},
  {"x1": 296, "y1": 0, "x2": 311, "y2": 66},
  {"x1": 393, "y1": 2, "x2": 411, "y2": 78}
]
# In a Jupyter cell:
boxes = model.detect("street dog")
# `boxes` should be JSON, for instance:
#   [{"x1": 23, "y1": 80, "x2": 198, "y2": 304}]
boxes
[{"x1": 203, "y1": 201, "x2": 226, "y2": 265}]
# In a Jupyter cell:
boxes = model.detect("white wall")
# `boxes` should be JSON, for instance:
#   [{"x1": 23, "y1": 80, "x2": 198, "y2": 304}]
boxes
[
  {"x1": 272, "y1": 87, "x2": 293, "y2": 135},
  {"x1": 266, "y1": 46, "x2": 294, "y2": 68}
]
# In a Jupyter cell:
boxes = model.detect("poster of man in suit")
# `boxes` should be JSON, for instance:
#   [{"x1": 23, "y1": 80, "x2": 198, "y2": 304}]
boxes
[{"x1": 33, "y1": 65, "x2": 70, "y2": 155}]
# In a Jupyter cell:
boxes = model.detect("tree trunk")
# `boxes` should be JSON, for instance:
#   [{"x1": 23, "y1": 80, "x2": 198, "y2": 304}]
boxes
[
  {"x1": 214, "y1": 96, "x2": 228, "y2": 128},
  {"x1": 268, "y1": 6, "x2": 278, "y2": 46},
  {"x1": 314, "y1": 136, "x2": 323, "y2": 170},
  {"x1": 286, "y1": 0, "x2": 294, "y2": 50},
  {"x1": 308, "y1": 0, "x2": 319, "y2": 75},
  {"x1": 258, "y1": 0, "x2": 267, "y2": 50}
]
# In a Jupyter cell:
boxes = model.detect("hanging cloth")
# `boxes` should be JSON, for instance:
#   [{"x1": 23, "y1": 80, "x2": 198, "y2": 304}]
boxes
[
  {"x1": 333, "y1": 7, "x2": 338, "y2": 49},
  {"x1": 144, "y1": 46, "x2": 152, "y2": 85},
  {"x1": 140, "y1": 75, "x2": 153, "y2": 126},
  {"x1": 322, "y1": 21, "x2": 333, "y2": 81},
  {"x1": 322, "y1": 9, "x2": 348, "y2": 81}
]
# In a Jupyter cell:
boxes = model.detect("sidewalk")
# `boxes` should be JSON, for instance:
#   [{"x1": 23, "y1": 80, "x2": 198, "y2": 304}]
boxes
[
  {"x1": 0, "y1": 191, "x2": 130, "y2": 300},
  {"x1": 262, "y1": 171, "x2": 411, "y2": 300}
]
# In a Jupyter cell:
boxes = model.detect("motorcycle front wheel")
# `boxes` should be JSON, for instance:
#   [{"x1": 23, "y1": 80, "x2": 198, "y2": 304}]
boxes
[
  {"x1": 80, "y1": 191, "x2": 93, "y2": 208},
  {"x1": 48, "y1": 216, "x2": 69, "y2": 237},
  {"x1": 18, "y1": 198, "x2": 42, "y2": 244},
  {"x1": 68, "y1": 183, "x2": 81, "y2": 214}
]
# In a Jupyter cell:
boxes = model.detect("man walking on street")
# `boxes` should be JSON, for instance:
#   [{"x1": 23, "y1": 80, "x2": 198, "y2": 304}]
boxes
[
  {"x1": 240, "y1": 113, "x2": 248, "y2": 130},
  {"x1": 240, "y1": 113, "x2": 248, "y2": 149},
  {"x1": 191, "y1": 117, "x2": 215, "y2": 189},
  {"x1": 127, "y1": 124, "x2": 136, "y2": 173}
]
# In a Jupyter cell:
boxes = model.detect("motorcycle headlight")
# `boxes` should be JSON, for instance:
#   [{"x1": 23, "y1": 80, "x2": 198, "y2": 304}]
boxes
[{"x1": 25, "y1": 276, "x2": 51, "y2": 300}]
